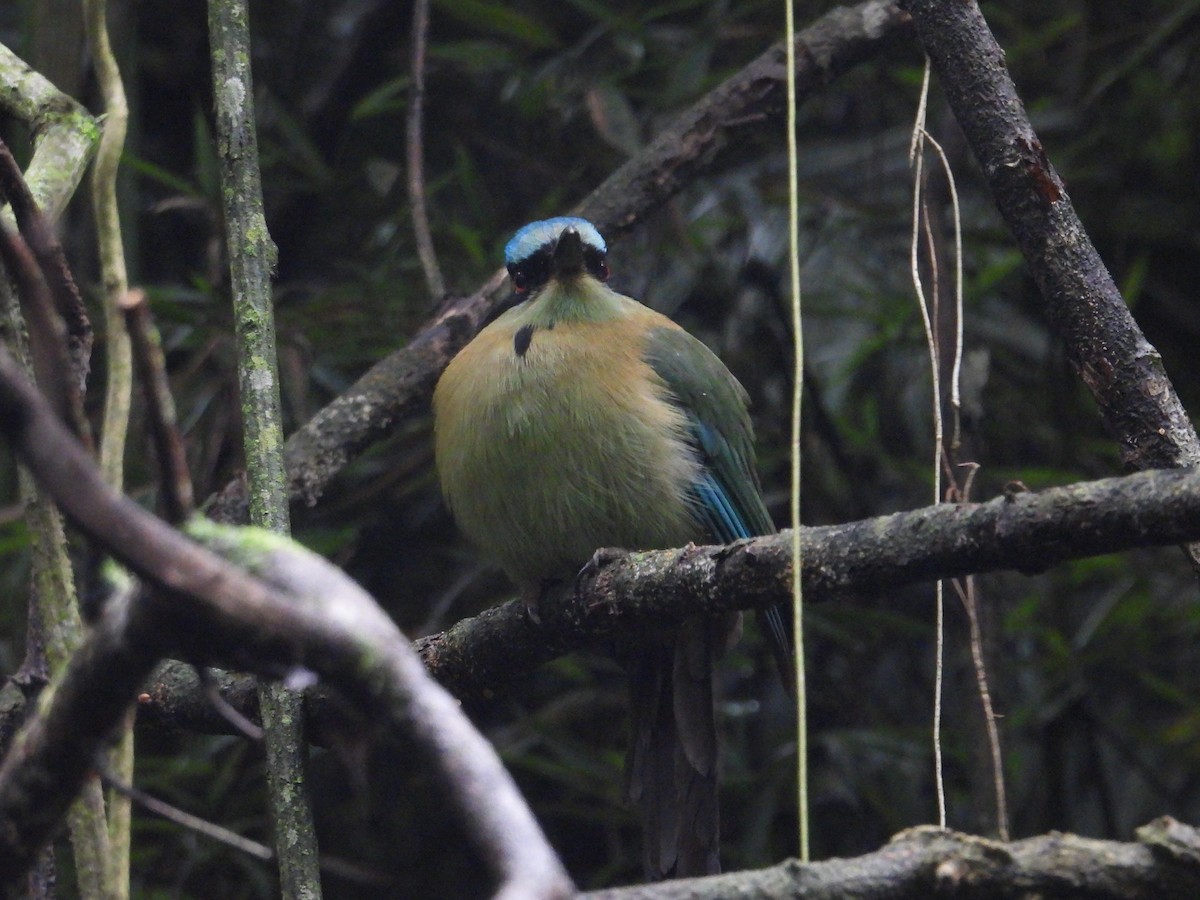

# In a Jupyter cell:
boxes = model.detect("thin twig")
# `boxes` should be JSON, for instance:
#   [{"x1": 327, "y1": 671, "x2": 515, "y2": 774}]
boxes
[
  {"x1": 407, "y1": 0, "x2": 444, "y2": 300},
  {"x1": 921, "y1": 126, "x2": 1010, "y2": 839},
  {"x1": 953, "y1": 575, "x2": 1010, "y2": 840},
  {"x1": 784, "y1": 0, "x2": 809, "y2": 865},
  {"x1": 0, "y1": 138, "x2": 92, "y2": 394},
  {"x1": 948, "y1": 461, "x2": 1009, "y2": 840},
  {"x1": 918, "y1": 129, "x2": 965, "y2": 449},
  {"x1": 198, "y1": 666, "x2": 264, "y2": 741},
  {"x1": 908, "y1": 55, "x2": 947, "y2": 830},
  {"x1": 97, "y1": 758, "x2": 274, "y2": 862},
  {"x1": 120, "y1": 290, "x2": 194, "y2": 524},
  {"x1": 102, "y1": 746, "x2": 389, "y2": 885}
]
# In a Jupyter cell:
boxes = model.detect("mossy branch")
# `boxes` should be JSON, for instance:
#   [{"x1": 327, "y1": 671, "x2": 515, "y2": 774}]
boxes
[
  {"x1": 205, "y1": 0, "x2": 320, "y2": 895},
  {"x1": 0, "y1": 44, "x2": 105, "y2": 899}
]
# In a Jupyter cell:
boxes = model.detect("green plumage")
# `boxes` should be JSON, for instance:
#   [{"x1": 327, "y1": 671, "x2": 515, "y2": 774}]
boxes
[{"x1": 433, "y1": 278, "x2": 703, "y2": 583}]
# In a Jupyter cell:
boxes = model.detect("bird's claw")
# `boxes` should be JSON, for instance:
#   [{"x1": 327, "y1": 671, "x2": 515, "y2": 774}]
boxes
[
  {"x1": 574, "y1": 547, "x2": 629, "y2": 610},
  {"x1": 520, "y1": 585, "x2": 545, "y2": 624}
]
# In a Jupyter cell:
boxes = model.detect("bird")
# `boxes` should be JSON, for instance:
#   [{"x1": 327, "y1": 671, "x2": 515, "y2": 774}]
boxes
[{"x1": 432, "y1": 216, "x2": 789, "y2": 879}]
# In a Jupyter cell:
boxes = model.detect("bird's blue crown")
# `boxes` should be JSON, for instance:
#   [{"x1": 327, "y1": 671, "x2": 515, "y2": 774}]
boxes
[{"x1": 504, "y1": 217, "x2": 606, "y2": 266}]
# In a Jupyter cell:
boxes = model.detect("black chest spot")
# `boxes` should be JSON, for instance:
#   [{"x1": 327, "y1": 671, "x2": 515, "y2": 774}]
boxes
[{"x1": 514, "y1": 324, "x2": 536, "y2": 357}]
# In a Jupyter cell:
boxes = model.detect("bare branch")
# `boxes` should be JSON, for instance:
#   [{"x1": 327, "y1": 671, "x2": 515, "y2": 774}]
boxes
[
  {"x1": 98, "y1": 760, "x2": 275, "y2": 863},
  {"x1": 121, "y1": 289, "x2": 194, "y2": 523},
  {"x1": 900, "y1": 0, "x2": 1200, "y2": 576},
  {"x1": 0, "y1": 138, "x2": 92, "y2": 393},
  {"x1": 210, "y1": 0, "x2": 911, "y2": 515},
  {"x1": 407, "y1": 0, "x2": 444, "y2": 299},
  {"x1": 0, "y1": 223, "x2": 83, "y2": 441},
  {"x1": 579, "y1": 819, "x2": 1200, "y2": 899},
  {"x1": 417, "y1": 467, "x2": 1200, "y2": 698},
  {"x1": 8, "y1": 466, "x2": 1197, "y2": 743},
  {"x1": 0, "y1": 344, "x2": 573, "y2": 898},
  {"x1": 60, "y1": 464, "x2": 1200, "y2": 730}
]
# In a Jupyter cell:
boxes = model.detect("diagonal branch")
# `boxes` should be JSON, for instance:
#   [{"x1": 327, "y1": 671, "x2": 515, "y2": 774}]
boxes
[
  {"x1": 0, "y1": 138, "x2": 92, "y2": 395},
  {"x1": 900, "y1": 0, "x2": 1200, "y2": 573},
  {"x1": 210, "y1": 0, "x2": 912, "y2": 515},
  {"x1": 417, "y1": 466, "x2": 1200, "y2": 698},
  {"x1": 10, "y1": 466, "x2": 1197, "y2": 741},
  {"x1": 0, "y1": 317, "x2": 572, "y2": 897},
  {"x1": 577, "y1": 818, "x2": 1200, "y2": 899}
]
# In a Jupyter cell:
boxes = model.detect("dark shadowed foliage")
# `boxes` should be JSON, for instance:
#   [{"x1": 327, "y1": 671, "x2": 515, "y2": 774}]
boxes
[{"x1": 1, "y1": 0, "x2": 1198, "y2": 895}]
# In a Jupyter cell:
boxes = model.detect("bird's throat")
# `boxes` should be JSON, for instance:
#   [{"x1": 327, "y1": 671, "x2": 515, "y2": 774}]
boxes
[{"x1": 519, "y1": 276, "x2": 626, "y2": 328}]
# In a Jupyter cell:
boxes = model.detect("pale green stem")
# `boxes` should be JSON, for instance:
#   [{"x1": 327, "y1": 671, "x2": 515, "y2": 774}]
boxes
[
  {"x1": 0, "y1": 48, "x2": 106, "y2": 894},
  {"x1": 784, "y1": 0, "x2": 809, "y2": 864},
  {"x1": 82, "y1": 1, "x2": 134, "y2": 894}
]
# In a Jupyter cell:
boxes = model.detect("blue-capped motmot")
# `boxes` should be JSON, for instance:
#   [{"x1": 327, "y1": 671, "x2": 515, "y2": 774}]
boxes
[{"x1": 433, "y1": 216, "x2": 789, "y2": 878}]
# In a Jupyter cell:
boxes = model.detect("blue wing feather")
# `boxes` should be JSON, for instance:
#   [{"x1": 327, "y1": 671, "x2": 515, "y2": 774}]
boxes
[
  {"x1": 644, "y1": 326, "x2": 794, "y2": 690},
  {"x1": 690, "y1": 419, "x2": 753, "y2": 542},
  {"x1": 691, "y1": 472, "x2": 748, "y2": 543}
]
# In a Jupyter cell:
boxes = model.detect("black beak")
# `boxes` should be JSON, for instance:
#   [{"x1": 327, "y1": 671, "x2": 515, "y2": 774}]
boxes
[{"x1": 551, "y1": 227, "x2": 585, "y2": 279}]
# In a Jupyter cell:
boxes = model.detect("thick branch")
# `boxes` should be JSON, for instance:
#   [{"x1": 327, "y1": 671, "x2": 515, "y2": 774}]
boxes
[
  {"x1": 212, "y1": 0, "x2": 911, "y2": 515},
  {"x1": 418, "y1": 467, "x2": 1200, "y2": 697},
  {"x1": 579, "y1": 819, "x2": 1200, "y2": 899},
  {"x1": 12, "y1": 467, "x2": 1193, "y2": 737},
  {"x1": 55, "y1": 465, "x2": 1200, "y2": 730},
  {"x1": 0, "y1": 344, "x2": 572, "y2": 898},
  {"x1": 902, "y1": 0, "x2": 1200, "y2": 475},
  {"x1": 0, "y1": 42, "x2": 98, "y2": 222}
]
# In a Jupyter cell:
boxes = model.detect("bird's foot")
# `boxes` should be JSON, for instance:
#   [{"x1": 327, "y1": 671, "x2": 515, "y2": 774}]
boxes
[
  {"x1": 519, "y1": 584, "x2": 546, "y2": 625},
  {"x1": 574, "y1": 547, "x2": 629, "y2": 609}
]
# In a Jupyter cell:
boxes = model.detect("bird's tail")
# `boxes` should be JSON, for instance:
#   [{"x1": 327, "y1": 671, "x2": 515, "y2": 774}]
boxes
[
  {"x1": 626, "y1": 618, "x2": 721, "y2": 879},
  {"x1": 761, "y1": 602, "x2": 796, "y2": 697}
]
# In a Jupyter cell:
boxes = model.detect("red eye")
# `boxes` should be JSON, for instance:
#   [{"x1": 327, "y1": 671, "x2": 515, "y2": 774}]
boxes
[
  {"x1": 511, "y1": 269, "x2": 529, "y2": 293},
  {"x1": 597, "y1": 259, "x2": 610, "y2": 282}
]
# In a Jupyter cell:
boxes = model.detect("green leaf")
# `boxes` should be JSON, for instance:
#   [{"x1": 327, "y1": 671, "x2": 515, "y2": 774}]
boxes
[
  {"x1": 351, "y1": 77, "x2": 412, "y2": 121},
  {"x1": 432, "y1": 0, "x2": 560, "y2": 49}
]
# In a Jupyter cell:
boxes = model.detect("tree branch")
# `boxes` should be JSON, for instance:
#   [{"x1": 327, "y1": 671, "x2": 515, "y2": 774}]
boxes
[
  {"x1": 417, "y1": 467, "x2": 1200, "y2": 698},
  {"x1": 578, "y1": 818, "x2": 1200, "y2": 899},
  {"x1": 0, "y1": 330, "x2": 572, "y2": 897},
  {"x1": 0, "y1": 138, "x2": 92, "y2": 398},
  {"x1": 205, "y1": 0, "x2": 319, "y2": 892},
  {"x1": 7, "y1": 466, "x2": 1195, "y2": 742},
  {"x1": 0, "y1": 41, "x2": 98, "y2": 222},
  {"x1": 209, "y1": 0, "x2": 911, "y2": 515},
  {"x1": 900, "y1": 1, "x2": 1200, "y2": 571}
]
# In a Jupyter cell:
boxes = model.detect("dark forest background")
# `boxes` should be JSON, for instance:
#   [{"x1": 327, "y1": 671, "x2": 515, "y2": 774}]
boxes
[{"x1": 2, "y1": 0, "x2": 1199, "y2": 895}]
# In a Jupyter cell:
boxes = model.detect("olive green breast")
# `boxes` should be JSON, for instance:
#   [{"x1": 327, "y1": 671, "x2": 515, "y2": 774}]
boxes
[{"x1": 433, "y1": 306, "x2": 701, "y2": 586}]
